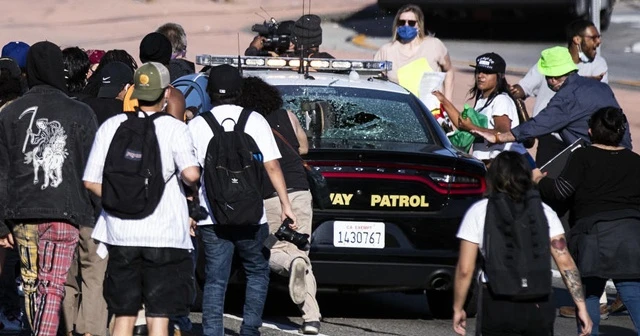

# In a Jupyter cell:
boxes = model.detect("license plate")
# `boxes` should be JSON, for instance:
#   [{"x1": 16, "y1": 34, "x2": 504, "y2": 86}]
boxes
[{"x1": 333, "y1": 221, "x2": 385, "y2": 249}]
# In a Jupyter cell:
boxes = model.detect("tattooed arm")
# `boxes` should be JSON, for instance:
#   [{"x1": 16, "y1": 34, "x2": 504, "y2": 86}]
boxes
[{"x1": 550, "y1": 234, "x2": 593, "y2": 336}]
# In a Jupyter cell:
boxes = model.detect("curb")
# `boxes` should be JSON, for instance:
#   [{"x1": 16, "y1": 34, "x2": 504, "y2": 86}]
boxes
[{"x1": 349, "y1": 34, "x2": 640, "y2": 88}]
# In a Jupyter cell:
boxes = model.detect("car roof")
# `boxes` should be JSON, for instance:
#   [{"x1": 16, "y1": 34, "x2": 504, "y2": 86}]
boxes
[{"x1": 243, "y1": 69, "x2": 411, "y2": 95}]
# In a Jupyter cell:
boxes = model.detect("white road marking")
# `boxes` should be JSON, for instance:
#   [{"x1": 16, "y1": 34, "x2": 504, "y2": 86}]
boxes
[
  {"x1": 224, "y1": 313, "x2": 330, "y2": 336},
  {"x1": 610, "y1": 14, "x2": 640, "y2": 28}
]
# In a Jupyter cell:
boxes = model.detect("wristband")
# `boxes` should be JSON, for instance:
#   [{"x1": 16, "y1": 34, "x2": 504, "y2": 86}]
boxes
[{"x1": 494, "y1": 132, "x2": 501, "y2": 144}]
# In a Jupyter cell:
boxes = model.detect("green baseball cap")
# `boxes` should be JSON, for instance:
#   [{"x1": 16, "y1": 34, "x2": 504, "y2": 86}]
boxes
[
  {"x1": 131, "y1": 62, "x2": 170, "y2": 101},
  {"x1": 537, "y1": 46, "x2": 578, "y2": 77}
]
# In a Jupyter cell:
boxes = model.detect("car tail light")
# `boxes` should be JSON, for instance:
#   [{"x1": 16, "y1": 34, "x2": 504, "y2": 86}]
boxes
[
  {"x1": 427, "y1": 171, "x2": 486, "y2": 195},
  {"x1": 310, "y1": 161, "x2": 486, "y2": 196}
]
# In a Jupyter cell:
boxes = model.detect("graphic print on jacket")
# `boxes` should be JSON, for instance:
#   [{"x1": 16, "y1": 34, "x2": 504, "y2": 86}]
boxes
[{"x1": 20, "y1": 106, "x2": 69, "y2": 189}]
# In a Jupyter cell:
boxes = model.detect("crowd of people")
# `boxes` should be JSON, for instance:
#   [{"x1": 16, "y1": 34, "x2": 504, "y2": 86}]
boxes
[
  {"x1": 0, "y1": 2, "x2": 636, "y2": 336},
  {"x1": 0, "y1": 12, "x2": 326, "y2": 336}
]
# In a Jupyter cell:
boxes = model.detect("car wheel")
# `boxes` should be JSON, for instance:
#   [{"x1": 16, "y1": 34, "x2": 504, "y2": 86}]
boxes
[{"x1": 426, "y1": 282, "x2": 478, "y2": 319}]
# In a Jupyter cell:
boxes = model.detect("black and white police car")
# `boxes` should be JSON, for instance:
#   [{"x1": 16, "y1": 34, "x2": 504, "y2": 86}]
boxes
[{"x1": 187, "y1": 55, "x2": 486, "y2": 318}]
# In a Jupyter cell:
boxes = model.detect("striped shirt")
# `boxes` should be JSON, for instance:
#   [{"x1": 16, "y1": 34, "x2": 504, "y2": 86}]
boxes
[
  {"x1": 188, "y1": 105, "x2": 281, "y2": 225},
  {"x1": 83, "y1": 111, "x2": 198, "y2": 249}
]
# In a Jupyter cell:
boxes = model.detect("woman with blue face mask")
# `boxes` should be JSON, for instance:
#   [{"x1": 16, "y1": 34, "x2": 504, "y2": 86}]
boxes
[{"x1": 374, "y1": 4, "x2": 455, "y2": 101}]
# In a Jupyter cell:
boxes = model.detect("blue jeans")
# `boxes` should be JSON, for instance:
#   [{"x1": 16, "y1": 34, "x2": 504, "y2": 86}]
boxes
[
  {"x1": 581, "y1": 277, "x2": 640, "y2": 335},
  {"x1": 200, "y1": 224, "x2": 270, "y2": 336}
]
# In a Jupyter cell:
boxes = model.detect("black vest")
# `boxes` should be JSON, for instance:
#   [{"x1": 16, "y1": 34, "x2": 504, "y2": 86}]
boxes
[{"x1": 263, "y1": 109, "x2": 309, "y2": 197}]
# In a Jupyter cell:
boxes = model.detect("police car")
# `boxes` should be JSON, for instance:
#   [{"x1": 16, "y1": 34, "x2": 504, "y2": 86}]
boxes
[{"x1": 184, "y1": 55, "x2": 486, "y2": 318}]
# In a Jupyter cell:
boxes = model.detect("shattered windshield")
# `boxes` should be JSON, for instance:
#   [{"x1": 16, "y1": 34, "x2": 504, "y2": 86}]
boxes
[{"x1": 277, "y1": 85, "x2": 435, "y2": 151}]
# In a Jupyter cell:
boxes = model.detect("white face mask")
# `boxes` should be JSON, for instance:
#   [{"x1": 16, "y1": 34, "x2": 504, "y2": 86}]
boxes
[{"x1": 577, "y1": 44, "x2": 591, "y2": 63}]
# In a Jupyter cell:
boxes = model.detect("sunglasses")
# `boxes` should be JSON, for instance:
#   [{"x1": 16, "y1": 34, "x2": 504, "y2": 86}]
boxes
[{"x1": 397, "y1": 19, "x2": 417, "y2": 27}]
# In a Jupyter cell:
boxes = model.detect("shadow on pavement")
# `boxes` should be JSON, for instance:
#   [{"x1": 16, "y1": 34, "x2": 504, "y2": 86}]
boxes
[{"x1": 334, "y1": 4, "x2": 567, "y2": 42}]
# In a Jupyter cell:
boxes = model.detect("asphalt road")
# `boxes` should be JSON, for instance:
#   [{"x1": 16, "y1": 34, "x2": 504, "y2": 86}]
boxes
[{"x1": 191, "y1": 275, "x2": 638, "y2": 335}]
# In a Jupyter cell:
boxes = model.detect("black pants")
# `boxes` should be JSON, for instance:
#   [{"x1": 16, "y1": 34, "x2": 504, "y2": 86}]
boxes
[{"x1": 480, "y1": 287, "x2": 555, "y2": 336}]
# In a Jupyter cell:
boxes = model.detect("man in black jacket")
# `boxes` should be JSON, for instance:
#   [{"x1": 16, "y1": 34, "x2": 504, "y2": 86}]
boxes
[{"x1": 0, "y1": 41, "x2": 98, "y2": 336}]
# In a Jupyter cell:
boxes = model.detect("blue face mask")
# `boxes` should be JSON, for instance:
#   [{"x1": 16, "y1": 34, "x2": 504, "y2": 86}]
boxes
[{"x1": 397, "y1": 25, "x2": 418, "y2": 42}]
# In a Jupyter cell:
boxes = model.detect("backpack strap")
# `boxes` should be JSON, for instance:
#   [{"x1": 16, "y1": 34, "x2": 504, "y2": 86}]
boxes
[
  {"x1": 201, "y1": 111, "x2": 225, "y2": 137},
  {"x1": 148, "y1": 111, "x2": 171, "y2": 121},
  {"x1": 234, "y1": 108, "x2": 253, "y2": 133}
]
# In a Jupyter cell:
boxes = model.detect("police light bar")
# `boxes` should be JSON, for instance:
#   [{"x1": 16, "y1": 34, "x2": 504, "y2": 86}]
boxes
[{"x1": 195, "y1": 55, "x2": 392, "y2": 72}]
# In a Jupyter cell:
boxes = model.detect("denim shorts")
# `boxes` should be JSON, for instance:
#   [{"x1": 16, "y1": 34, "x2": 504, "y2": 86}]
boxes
[{"x1": 104, "y1": 246, "x2": 195, "y2": 317}]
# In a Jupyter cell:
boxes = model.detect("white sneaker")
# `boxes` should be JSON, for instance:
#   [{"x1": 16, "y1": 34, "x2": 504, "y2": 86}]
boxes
[
  {"x1": 289, "y1": 258, "x2": 307, "y2": 305},
  {"x1": 0, "y1": 312, "x2": 22, "y2": 333},
  {"x1": 300, "y1": 321, "x2": 320, "y2": 335}
]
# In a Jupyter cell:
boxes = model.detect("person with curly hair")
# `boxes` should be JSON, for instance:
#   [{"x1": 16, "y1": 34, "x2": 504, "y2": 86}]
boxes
[{"x1": 236, "y1": 76, "x2": 319, "y2": 334}]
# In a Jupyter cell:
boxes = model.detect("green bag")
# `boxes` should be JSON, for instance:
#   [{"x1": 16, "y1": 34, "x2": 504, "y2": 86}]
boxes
[{"x1": 447, "y1": 104, "x2": 488, "y2": 152}]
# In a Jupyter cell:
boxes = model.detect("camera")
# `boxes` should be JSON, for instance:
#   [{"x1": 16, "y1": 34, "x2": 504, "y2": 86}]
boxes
[
  {"x1": 274, "y1": 218, "x2": 310, "y2": 251},
  {"x1": 251, "y1": 18, "x2": 292, "y2": 53}
]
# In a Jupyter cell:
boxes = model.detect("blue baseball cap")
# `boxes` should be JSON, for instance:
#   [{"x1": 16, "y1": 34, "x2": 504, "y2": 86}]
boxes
[{"x1": 2, "y1": 41, "x2": 30, "y2": 69}]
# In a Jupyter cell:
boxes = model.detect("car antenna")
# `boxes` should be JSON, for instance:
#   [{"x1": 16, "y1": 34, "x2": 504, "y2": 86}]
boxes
[
  {"x1": 260, "y1": 6, "x2": 276, "y2": 24},
  {"x1": 301, "y1": 0, "x2": 314, "y2": 79},
  {"x1": 237, "y1": 33, "x2": 243, "y2": 77}
]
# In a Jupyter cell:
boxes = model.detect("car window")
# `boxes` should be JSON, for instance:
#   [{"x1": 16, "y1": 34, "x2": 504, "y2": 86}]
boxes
[{"x1": 276, "y1": 85, "x2": 436, "y2": 151}]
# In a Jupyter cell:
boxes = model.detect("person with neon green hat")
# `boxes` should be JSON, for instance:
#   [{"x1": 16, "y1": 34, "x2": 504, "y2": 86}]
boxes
[{"x1": 472, "y1": 46, "x2": 631, "y2": 154}]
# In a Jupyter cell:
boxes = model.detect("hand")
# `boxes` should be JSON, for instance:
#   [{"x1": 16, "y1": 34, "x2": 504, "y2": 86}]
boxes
[
  {"x1": 432, "y1": 90, "x2": 446, "y2": 103},
  {"x1": 576, "y1": 306, "x2": 593, "y2": 336},
  {"x1": 0, "y1": 233, "x2": 14, "y2": 249},
  {"x1": 592, "y1": 72, "x2": 606, "y2": 81},
  {"x1": 281, "y1": 206, "x2": 297, "y2": 229},
  {"x1": 457, "y1": 115, "x2": 475, "y2": 131},
  {"x1": 452, "y1": 309, "x2": 467, "y2": 335},
  {"x1": 250, "y1": 35, "x2": 266, "y2": 50},
  {"x1": 470, "y1": 129, "x2": 498, "y2": 143},
  {"x1": 531, "y1": 168, "x2": 547, "y2": 184},
  {"x1": 509, "y1": 84, "x2": 525, "y2": 99},
  {"x1": 189, "y1": 218, "x2": 197, "y2": 237}
]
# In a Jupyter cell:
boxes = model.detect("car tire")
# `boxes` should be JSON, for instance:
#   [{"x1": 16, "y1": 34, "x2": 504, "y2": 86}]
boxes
[{"x1": 426, "y1": 282, "x2": 478, "y2": 319}]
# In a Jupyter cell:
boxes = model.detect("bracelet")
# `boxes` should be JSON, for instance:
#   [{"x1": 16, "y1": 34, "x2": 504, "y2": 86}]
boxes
[{"x1": 494, "y1": 132, "x2": 501, "y2": 144}]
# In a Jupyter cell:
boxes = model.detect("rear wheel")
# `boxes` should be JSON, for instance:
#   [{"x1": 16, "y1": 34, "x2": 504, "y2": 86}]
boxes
[{"x1": 426, "y1": 281, "x2": 478, "y2": 319}]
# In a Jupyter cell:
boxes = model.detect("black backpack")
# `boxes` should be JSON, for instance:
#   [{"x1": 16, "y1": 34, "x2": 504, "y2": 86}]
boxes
[
  {"x1": 102, "y1": 111, "x2": 170, "y2": 219},
  {"x1": 482, "y1": 190, "x2": 551, "y2": 300},
  {"x1": 201, "y1": 109, "x2": 264, "y2": 225}
]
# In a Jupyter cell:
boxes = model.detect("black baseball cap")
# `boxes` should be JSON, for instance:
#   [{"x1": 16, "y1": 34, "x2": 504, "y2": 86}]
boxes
[
  {"x1": 207, "y1": 64, "x2": 242, "y2": 96},
  {"x1": 97, "y1": 62, "x2": 134, "y2": 98},
  {"x1": 470, "y1": 52, "x2": 506, "y2": 74}
]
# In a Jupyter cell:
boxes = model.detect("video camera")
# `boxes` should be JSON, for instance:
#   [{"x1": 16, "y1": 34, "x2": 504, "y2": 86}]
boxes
[{"x1": 251, "y1": 18, "x2": 292, "y2": 53}]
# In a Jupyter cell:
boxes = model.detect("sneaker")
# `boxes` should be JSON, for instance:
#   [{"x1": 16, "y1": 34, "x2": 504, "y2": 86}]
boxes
[
  {"x1": 0, "y1": 312, "x2": 21, "y2": 333},
  {"x1": 289, "y1": 258, "x2": 307, "y2": 305},
  {"x1": 609, "y1": 294, "x2": 627, "y2": 314},
  {"x1": 559, "y1": 303, "x2": 609, "y2": 320},
  {"x1": 299, "y1": 321, "x2": 320, "y2": 335}
]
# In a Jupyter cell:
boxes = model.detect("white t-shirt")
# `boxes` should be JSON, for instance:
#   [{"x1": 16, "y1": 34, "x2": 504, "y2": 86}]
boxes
[
  {"x1": 84, "y1": 112, "x2": 199, "y2": 249},
  {"x1": 456, "y1": 198, "x2": 565, "y2": 282},
  {"x1": 519, "y1": 55, "x2": 608, "y2": 117},
  {"x1": 188, "y1": 105, "x2": 282, "y2": 225},
  {"x1": 471, "y1": 93, "x2": 526, "y2": 160}
]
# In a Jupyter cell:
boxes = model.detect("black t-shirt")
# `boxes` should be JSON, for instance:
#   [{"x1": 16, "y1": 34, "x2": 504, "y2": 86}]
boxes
[
  {"x1": 538, "y1": 146, "x2": 640, "y2": 221},
  {"x1": 263, "y1": 109, "x2": 309, "y2": 197},
  {"x1": 82, "y1": 97, "x2": 124, "y2": 125}
]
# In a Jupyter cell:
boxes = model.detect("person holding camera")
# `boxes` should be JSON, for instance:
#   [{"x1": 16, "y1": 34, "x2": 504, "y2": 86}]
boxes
[
  {"x1": 245, "y1": 20, "x2": 296, "y2": 57},
  {"x1": 236, "y1": 76, "x2": 321, "y2": 335}
]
